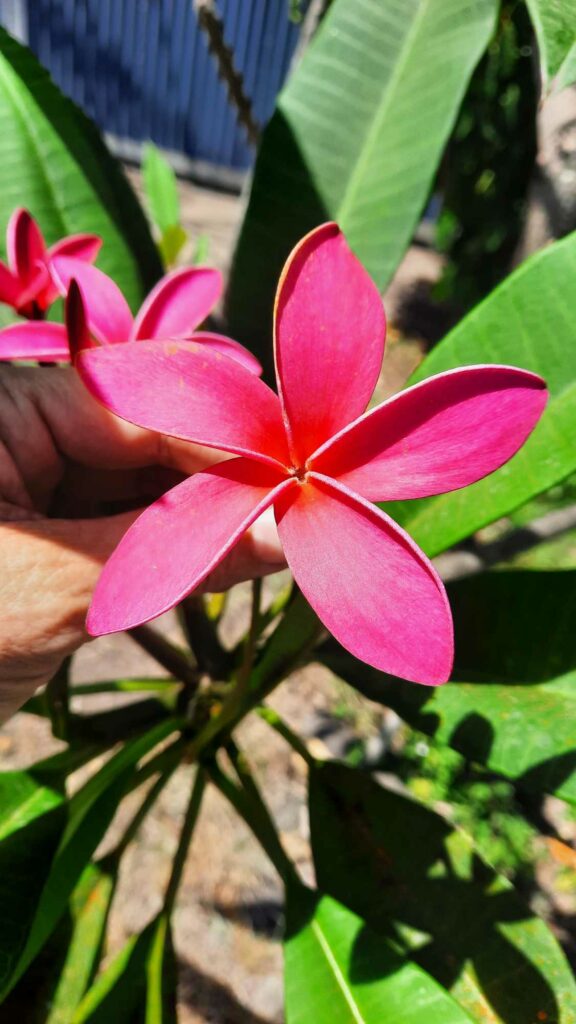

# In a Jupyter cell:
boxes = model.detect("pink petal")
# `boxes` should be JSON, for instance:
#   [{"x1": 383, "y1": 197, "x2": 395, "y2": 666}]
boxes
[
  {"x1": 87, "y1": 459, "x2": 293, "y2": 634},
  {"x1": 15, "y1": 264, "x2": 52, "y2": 314},
  {"x1": 77, "y1": 340, "x2": 291, "y2": 468},
  {"x1": 42, "y1": 234, "x2": 103, "y2": 306},
  {"x1": 51, "y1": 257, "x2": 133, "y2": 343},
  {"x1": 275, "y1": 473, "x2": 453, "y2": 685},
  {"x1": 274, "y1": 222, "x2": 385, "y2": 464},
  {"x1": 0, "y1": 321, "x2": 70, "y2": 361},
  {"x1": 0, "y1": 261, "x2": 20, "y2": 306},
  {"x1": 188, "y1": 331, "x2": 262, "y2": 375},
  {"x1": 7, "y1": 208, "x2": 46, "y2": 282},
  {"x1": 311, "y1": 366, "x2": 548, "y2": 501},
  {"x1": 48, "y1": 233, "x2": 102, "y2": 263},
  {"x1": 132, "y1": 267, "x2": 222, "y2": 340}
]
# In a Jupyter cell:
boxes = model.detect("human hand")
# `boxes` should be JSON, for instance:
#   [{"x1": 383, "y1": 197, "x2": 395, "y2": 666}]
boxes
[{"x1": 0, "y1": 365, "x2": 285, "y2": 719}]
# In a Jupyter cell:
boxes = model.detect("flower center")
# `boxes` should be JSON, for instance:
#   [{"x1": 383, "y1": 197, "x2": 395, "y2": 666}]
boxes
[{"x1": 289, "y1": 465, "x2": 309, "y2": 483}]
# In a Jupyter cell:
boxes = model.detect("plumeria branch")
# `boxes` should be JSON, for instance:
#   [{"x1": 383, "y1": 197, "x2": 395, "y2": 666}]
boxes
[{"x1": 194, "y1": 0, "x2": 260, "y2": 146}]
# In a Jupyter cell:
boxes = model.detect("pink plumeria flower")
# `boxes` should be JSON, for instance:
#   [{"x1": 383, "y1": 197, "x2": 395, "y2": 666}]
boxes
[
  {"x1": 0, "y1": 256, "x2": 260, "y2": 373},
  {"x1": 77, "y1": 223, "x2": 547, "y2": 685},
  {"x1": 0, "y1": 208, "x2": 100, "y2": 320}
]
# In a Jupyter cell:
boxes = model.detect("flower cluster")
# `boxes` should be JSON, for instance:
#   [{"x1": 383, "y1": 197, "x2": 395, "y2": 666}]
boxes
[
  {"x1": 0, "y1": 211, "x2": 259, "y2": 372},
  {"x1": 72, "y1": 223, "x2": 547, "y2": 685}
]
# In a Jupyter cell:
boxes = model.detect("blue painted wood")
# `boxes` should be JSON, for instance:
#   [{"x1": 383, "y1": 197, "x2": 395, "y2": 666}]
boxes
[{"x1": 20, "y1": 0, "x2": 305, "y2": 174}]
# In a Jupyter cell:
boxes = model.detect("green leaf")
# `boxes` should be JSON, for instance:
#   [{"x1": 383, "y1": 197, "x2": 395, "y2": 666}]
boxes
[
  {"x1": 158, "y1": 224, "x2": 187, "y2": 269},
  {"x1": 285, "y1": 885, "x2": 474, "y2": 1023},
  {"x1": 525, "y1": 0, "x2": 576, "y2": 90},
  {"x1": 46, "y1": 862, "x2": 116, "y2": 1024},
  {"x1": 145, "y1": 913, "x2": 178, "y2": 1024},
  {"x1": 142, "y1": 142, "x2": 180, "y2": 234},
  {"x1": 0, "y1": 768, "x2": 64, "y2": 841},
  {"x1": 73, "y1": 913, "x2": 176, "y2": 1023},
  {"x1": 0, "y1": 772, "x2": 67, "y2": 997},
  {"x1": 249, "y1": 589, "x2": 322, "y2": 699},
  {"x1": 0, "y1": 720, "x2": 178, "y2": 1001},
  {"x1": 226, "y1": 0, "x2": 498, "y2": 369},
  {"x1": 319, "y1": 567, "x2": 576, "y2": 803},
  {"x1": 193, "y1": 234, "x2": 209, "y2": 265},
  {"x1": 0, "y1": 28, "x2": 161, "y2": 307},
  {"x1": 387, "y1": 231, "x2": 576, "y2": 557},
  {"x1": 310, "y1": 763, "x2": 576, "y2": 1023}
]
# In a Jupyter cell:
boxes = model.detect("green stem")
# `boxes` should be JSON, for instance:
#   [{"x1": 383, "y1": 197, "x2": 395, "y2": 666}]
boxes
[
  {"x1": 129, "y1": 624, "x2": 199, "y2": 690},
  {"x1": 217, "y1": 742, "x2": 298, "y2": 886},
  {"x1": 255, "y1": 705, "x2": 316, "y2": 767},
  {"x1": 164, "y1": 768, "x2": 206, "y2": 914},
  {"x1": 126, "y1": 735, "x2": 187, "y2": 795},
  {"x1": 70, "y1": 679, "x2": 176, "y2": 697},
  {"x1": 256, "y1": 581, "x2": 293, "y2": 635},
  {"x1": 236, "y1": 578, "x2": 262, "y2": 694},
  {"x1": 45, "y1": 656, "x2": 71, "y2": 740}
]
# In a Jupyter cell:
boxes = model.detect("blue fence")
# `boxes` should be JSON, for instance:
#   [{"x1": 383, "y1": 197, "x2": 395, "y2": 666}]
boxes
[{"x1": 7, "y1": 0, "x2": 304, "y2": 176}]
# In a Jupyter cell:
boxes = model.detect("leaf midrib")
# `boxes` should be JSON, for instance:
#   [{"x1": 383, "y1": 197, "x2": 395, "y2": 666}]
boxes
[{"x1": 311, "y1": 917, "x2": 366, "y2": 1023}]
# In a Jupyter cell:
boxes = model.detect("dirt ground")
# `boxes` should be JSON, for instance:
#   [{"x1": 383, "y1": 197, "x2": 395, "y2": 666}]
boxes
[{"x1": 1, "y1": 174, "x2": 571, "y2": 1022}]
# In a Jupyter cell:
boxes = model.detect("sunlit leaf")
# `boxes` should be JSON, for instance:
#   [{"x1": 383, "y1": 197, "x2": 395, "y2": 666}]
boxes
[
  {"x1": 525, "y1": 0, "x2": 576, "y2": 90},
  {"x1": 386, "y1": 232, "x2": 576, "y2": 556}
]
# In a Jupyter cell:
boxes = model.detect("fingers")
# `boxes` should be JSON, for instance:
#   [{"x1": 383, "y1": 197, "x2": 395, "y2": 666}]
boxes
[
  {"x1": 0, "y1": 365, "x2": 223, "y2": 496},
  {"x1": 0, "y1": 510, "x2": 137, "y2": 719}
]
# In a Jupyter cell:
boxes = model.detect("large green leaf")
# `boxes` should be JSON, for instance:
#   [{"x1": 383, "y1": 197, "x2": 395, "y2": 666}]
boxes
[
  {"x1": 525, "y1": 0, "x2": 576, "y2": 90},
  {"x1": 319, "y1": 568, "x2": 576, "y2": 803},
  {"x1": 226, "y1": 0, "x2": 497, "y2": 370},
  {"x1": 0, "y1": 719, "x2": 178, "y2": 1001},
  {"x1": 285, "y1": 886, "x2": 473, "y2": 1024},
  {"x1": 386, "y1": 231, "x2": 576, "y2": 557},
  {"x1": 0, "y1": 771, "x2": 67, "y2": 998},
  {"x1": 0, "y1": 28, "x2": 161, "y2": 307},
  {"x1": 310, "y1": 763, "x2": 576, "y2": 1023}
]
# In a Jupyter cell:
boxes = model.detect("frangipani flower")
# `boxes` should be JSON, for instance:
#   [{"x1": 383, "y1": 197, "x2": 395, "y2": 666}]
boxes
[
  {"x1": 0, "y1": 208, "x2": 100, "y2": 318},
  {"x1": 0, "y1": 257, "x2": 261, "y2": 374},
  {"x1": 77, "y1": 223, "x2": 547, "y2": 685}
]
